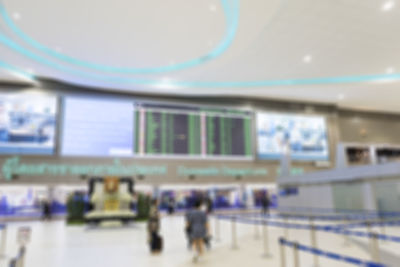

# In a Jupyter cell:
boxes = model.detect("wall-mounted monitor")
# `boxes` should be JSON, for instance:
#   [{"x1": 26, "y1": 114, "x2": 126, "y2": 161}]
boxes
[
  {"x1": 256, "y1": 112, "x2": 329, "y2": 161},
  {"x1": 135, "y1": 103, "x2": 253, "y2": 159},
  {"x1": 0, "y1": 92, "x2": 57, "y2": 155},
  {"x1": 61, "y1": 97, "x2": 134, "y2": 157}
]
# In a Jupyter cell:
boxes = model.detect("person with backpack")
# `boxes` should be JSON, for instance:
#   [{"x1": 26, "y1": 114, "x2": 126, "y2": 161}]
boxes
[
  {"x1": 147, "y1": 199, "x2": 162, "y2": 254},
  {"x1": 185, "y1": 200, "x2": 210, "y2": 262}
]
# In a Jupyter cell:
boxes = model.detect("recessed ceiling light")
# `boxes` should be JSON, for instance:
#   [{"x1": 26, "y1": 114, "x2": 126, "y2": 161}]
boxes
[
  {"x1": 12, "y1": 12, "x2": 21, "y2": 20},
  {"x1": 337, "y1": 94, "x2": 345, "y2": 100},
  {"x1": 154, "y1": 77, "x2": 180, "y2": 90},
  {"x1": 209, "y1": 4, "x2": 217, "y2": 12},
  {"x1": 386, "y1": 67, "x2": 395, "y2": 74},
  {"x1": 303, "y1": 54, "x2": 312, "y2": 63},
  {"x1": 26, "y1": 68, "x2": 35, "y2": 75},
  {"x1": 382, "y1": 1, "x2": 395, "y2": 11}
]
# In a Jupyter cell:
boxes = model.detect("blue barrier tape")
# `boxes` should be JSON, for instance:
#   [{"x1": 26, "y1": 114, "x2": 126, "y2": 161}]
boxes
[
  {"x1": 279, "y1": 238, "x2": 386, "y2": 267},
  {"x1": 217, "y1": 214, "x2": 400, "y2": 244},
  {"x1": 227, "y1": 211, "x2": 400, "y2": 223},
  {"x1": 219, "y1": 213, "x2": 400, "y2": 234},
  {"x1": 278, "y1": 206, "x2": 400, "y2": 216}
]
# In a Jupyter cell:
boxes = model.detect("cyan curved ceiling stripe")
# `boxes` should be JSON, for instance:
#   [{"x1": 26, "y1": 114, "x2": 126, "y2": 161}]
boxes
[
  {"x1": 0, "y1": 0, "x2": 239, "y2": 74},
  {"x1": 0, "y1": 60, "x2": 35, "y2": 80},
  {"x1": 1, "y1": 30, "x2": 399, "y2": 88},
  {"x1": 0, "y1": 2, "x2": 399, "y2": 87},
  {"x1": 0, "y1": 32, "x2": 162, "y2": 85}
]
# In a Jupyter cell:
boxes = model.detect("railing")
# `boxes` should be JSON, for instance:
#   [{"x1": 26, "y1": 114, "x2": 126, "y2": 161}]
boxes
[{"x1": 213, "y1": 210, "x2": 400, "y2": 267}]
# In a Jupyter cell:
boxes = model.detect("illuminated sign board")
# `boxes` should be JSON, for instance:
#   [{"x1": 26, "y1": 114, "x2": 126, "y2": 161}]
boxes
[{"x1": 0, "y1": 157, "x2": 302, "y2": 181}]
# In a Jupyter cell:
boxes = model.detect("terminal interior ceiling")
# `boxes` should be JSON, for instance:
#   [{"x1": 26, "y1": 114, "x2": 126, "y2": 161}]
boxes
[
  {"x1": 0, "y1": 0, "x2": 400, "y2": 112},
  {"x1": 1, "y1": 1, "x2": 400, "y2": 267}
]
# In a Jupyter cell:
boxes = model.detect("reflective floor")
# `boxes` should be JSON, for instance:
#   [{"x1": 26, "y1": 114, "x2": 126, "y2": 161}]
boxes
[{"x1": 1, "y1": 214, "x2": 400, "y2": 267}]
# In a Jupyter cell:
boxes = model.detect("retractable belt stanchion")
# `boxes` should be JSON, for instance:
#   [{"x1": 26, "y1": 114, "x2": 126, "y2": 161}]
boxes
[
  {"x1": 8, "y1": 246, "x2": 26, "y2": 267},
  {"x1": 254, "y1": 213, "x2": 260, "y2": 240},
  {"x1": 18, "y1": 246, "x2": 26, "y2": 267},
  {"x1": 262, "y1": 220, "x2": 270, "y2": 257},
  {"x1": 380, "y1": 222, "x2": 386, "y2": 238},
  {"x1": 0, "y1": 225, "x2": 7, "y2": 257},
  {"x1": 379, "y1": 219, "x2": 386, "y2": 242},
  {"x1": 284, "y1": 216, "x2": 289, "y2": 239},
  {"x1": 293, "y1": 242, "x2": 300, "y2": 267},
  {"x1": 215, "y1": 215, "x2": 221, "y2": 242},
  {"x1": 366, "y1": 221, "x2": 372, "y2": 235},
  {"x1": 231, "y1": 216, "x2": 238, "y2": 250},
  {"x1": 370, "y1": 232, "x2": 381, "y2": 263},
  {"x1": 342, "y1": 219, "x2": 350, "y2": 246},
  {"x1": 279, "y1": 238, "x2": 286, "y2": 267},
  {"x1": 309, "y1": 217, "x2": 319, "y2": 267}
]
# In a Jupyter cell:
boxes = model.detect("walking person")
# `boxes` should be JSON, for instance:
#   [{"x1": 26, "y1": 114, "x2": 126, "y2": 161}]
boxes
[
  {"x1": 261, "y1": 192, "x2": 270, "y2": 216},
  {"x1": 167, "y1": 197, "x2": 175, "y2": 215},
  {"x1": 147, "y1": 199, "x2": 162, "y2": 254},
  {"x1": 42, "y1": 199, "x2": 52, "y2": 220},
  {"x1": 205, "y1": 196, "x2": 213, "y2": 214},
  {"x1": 185, "y1": 200, "x2": 210, "y2": 262}
]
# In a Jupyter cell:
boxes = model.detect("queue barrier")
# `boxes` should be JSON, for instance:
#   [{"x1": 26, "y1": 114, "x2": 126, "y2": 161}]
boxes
[
  {"x1": 0, "y1": 224, "x2": 7, "y2": 256},
  {"x1": 213, "y1": 213, "x2": 390, "y2": 266},
  {"x1": 217, "y1": 214, "x2": 400, "y2": 244},
  {"x1": 278, "y1": 206, "x2": 400, "y2": 216},
  {"x1": 279, "y1": 238, "x2": 386, "y2": 267},
  {"x1": 239, "y1": 211, "x2": 400, "y2": 222},
  {"x1": 216, "y1": 213, "x2": 400, "y2": 265}
]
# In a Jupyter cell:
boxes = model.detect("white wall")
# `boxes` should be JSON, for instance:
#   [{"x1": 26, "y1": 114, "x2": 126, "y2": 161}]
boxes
[{"x1": 278, "y1": 184, "x2": 334, "y2": 212}]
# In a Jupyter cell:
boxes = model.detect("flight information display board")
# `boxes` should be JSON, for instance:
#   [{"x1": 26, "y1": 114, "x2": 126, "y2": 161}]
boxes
[
  {"x1": 256, "y1": 112, "x2": 329, "y2": 161},
  {"x1": 61, "y1": 97, "x2": 134, "y2": 157},
  {"x1": 0, "y1": 93, "x2": 57, "y2": 155},
  {"x1": 135, "y1": 104, "x2": 253, "y2": 158},
  {"x1": 136, "y1": 109, "x2": 201, "y2": 155},
  {"x1": 206, "y1": 115, "x2": 252, "y2": 157}
]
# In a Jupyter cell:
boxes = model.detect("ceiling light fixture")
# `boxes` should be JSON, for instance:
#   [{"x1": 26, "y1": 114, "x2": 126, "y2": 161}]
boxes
[
  {"x1": 337, "y1": 94, "x2": 345, "y2": 100},
  {"x1": 382, "y1": 1, "x2": 395, "y2": 11},
  {"x1": 26, "y1": 68, "x2": 35, "y2": 74},
  {"x1": 209, "y1": 4, "x2": 217, "y2": 12},
  {"x1": 154, "y1": 77, "x2": 179, "y2": 90},
  {"x1": 303, "y1": 54, "x2": 312, "y2": 63},
  {"x1": 386, "y1": 67, "x2": 395, "y2": 74},
  {"x1": 12, "y1": 12, "x2": 20, "y2": 20}
]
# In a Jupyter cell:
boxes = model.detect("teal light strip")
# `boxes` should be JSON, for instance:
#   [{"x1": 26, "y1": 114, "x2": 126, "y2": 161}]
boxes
[
  {"x1": 0, "y1": 60, "x2": 35, "y2": 80},
  {"x1": 0, "y1": 2, "x2": 399, "y2": 88},
  {"x1": 0, "y1": 0, "x2": 239, "y2": 74}
]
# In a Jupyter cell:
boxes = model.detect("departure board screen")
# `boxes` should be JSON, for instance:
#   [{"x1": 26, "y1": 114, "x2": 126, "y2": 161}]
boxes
[
  {"x1": 206, "y1": 115, "x2": 252, "y2": 157},
  {"x1": 60, "y1": 98, "x2": 253, "y2": 159},
  {"x1": 135, "y1": 104, "x2": 253, "y2": 158},
  {"x1": 136, "y1": 109, "x2": 201, "y2": 155},
  {"x1": 62, "y1": 97, "x2": 134, "y2": 157}
]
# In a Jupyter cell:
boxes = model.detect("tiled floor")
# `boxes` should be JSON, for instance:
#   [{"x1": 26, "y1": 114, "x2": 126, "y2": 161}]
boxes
[{"x1": 1, "y1": 214, "x2": 400, "y2": 267}]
